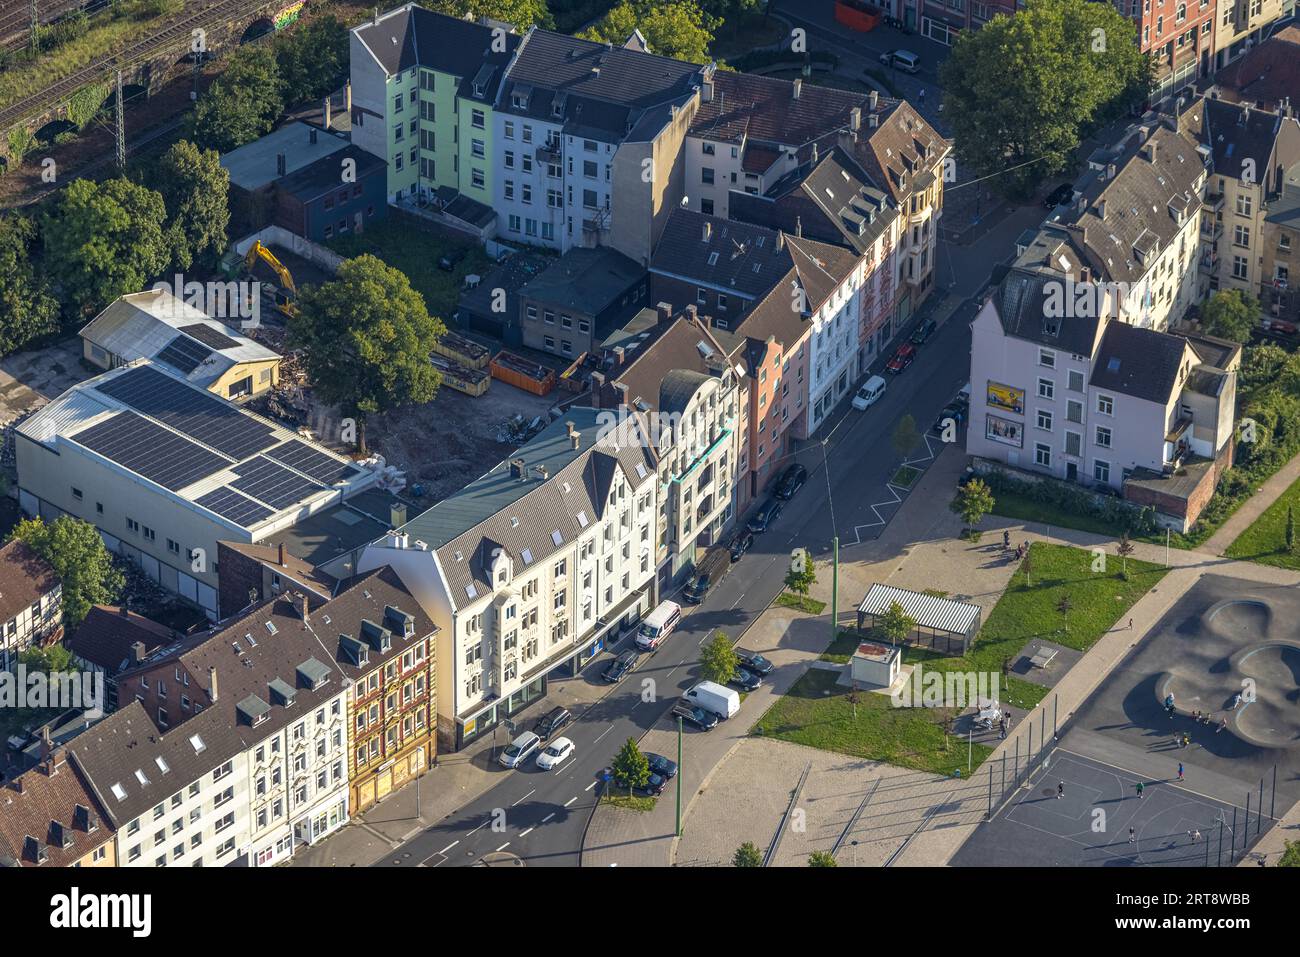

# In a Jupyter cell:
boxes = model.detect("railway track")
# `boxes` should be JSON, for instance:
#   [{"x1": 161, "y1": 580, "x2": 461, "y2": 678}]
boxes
[
  {"x1": 0, "y1": 0, "x2": 119, "y2": 53},
  {"x1": 0, "y1": 0, "x2": 259, "y2": 131}
]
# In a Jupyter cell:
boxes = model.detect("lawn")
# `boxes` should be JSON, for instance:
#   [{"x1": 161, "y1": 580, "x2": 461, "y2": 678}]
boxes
[
  {"x1": 990, "y1": 491, "x2": 1126, "y2": 539},
  {"x1": 775, "y1": 593, "x2": 827, "y2": 614},
  {"x1": 759, "y1": 543, "x2": 1166, "y2": 771},
  {"x1": 600, "y1": 791, "x2": 656, "y2": 812},
  {"x1": 1225, "y1": 471, "x2": 1300, "y2": 569},
  {"x1": 891, "y1": 465, "x2": 922, "y2": 488},
  {"x1": 328, "y1": 220, "x2": 496, "y2": 320}
]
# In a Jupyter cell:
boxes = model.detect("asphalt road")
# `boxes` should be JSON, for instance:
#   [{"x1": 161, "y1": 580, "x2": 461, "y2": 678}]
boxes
[{"x1": 376, "y1": 303, "x2": 978, "y2": 869}]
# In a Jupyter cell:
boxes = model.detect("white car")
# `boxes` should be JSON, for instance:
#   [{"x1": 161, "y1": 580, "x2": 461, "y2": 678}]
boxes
[
  {"x1": 852, "y1": 375, "x2": 887, "y2": 411},
  {"x1": 499, "y1": 731, "x2": 541, "y2": 768},
  {"x1": 535, "y1": 737, "x2": 575, "y2": 770}
]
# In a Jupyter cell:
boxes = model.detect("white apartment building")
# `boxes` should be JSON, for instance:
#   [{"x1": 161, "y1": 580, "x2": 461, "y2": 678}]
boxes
[
  {"x1": 358, "y1": 409, "x2": 658, "y2": 750},
  {"x1": 807, "y1": 257, "x2": 867, "y2": 433}
]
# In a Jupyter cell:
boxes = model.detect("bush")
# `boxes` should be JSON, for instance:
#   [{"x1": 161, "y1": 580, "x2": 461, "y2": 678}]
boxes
[{"x1": 980, "y1": 468, "x2": 1158, "y2": 535}]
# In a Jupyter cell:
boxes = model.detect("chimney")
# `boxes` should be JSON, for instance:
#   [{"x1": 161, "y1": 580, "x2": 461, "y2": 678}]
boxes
[
  {"x1": 702, "y1": 220, "x2": 713, "y2": 242},
  {"x1": 1106, "y1": 162, "x2": 1117, "y2": 180},
  {"x1": 276, "y1": 153, "x2": 286, "y2": 177},
  {"x1": 208, "y1": 666, "x2": 218, "y2": 702},
  {"x1": 795, "y1": 215, "x2": 803, "y2": 238},
  {"x1": 793, "y1": 78, "x2": 802, "y2": 100},
  {"x1": 345, "y1": 80, "x2": 352, "y2": 112},
  {"x1": 510, "y1": 457, "x2": 528, "y2": 481},
  {"x1": 323, "y1": 96, "x2": 332, "y2": 129},
  {"x1": 39, "y1": 726, "x2": 53, "y2": 766},
  {"x1": 1143, "y1": 139, "x2": 1158, "y2": 163},
  {"x1": 277, "y1": 542, "x2": 287, "y2": 567},
  {"x1": 532, "y1": 464, "x2": 549, "y2": 481},
  {"x1": 868, "y1": 112, "x2": 879, "y2": 129},
  {"x1": 131, "y1": 641, "x2": 146, "y2": 664},
  {"x1": 570, "y1": 429, "x2": 581, "y2": 450},
  {"x1": 309, "y1": 127, "x2": 317, "y2": 145},
  {"x1": 776, "y1": 232, "x2": 785, "y2": 251},
  {"x1": 685, "y1": 304, "x2": 699, "y2": 324},
  {"x1": 297, "y1": 593, "x2": 310, "y2": 623},
  {"x1": 850, "y1": 107, "x2": 861, "y2": 132},
  {"x1": 656, "y1": 301, "x2": 673, "y2": 326},
  {"x1": 1097, "y1": 198, "x2": 1106, "y2": 220},
  {"x1": 869, "y1": 90, "x2": 879, "y2": 111},
  {"x1": 565, "y1": 420, "x2": 576, "y2": 439},
  {"x1": 390, "y1": 502, "x2": 407, "y2": 527}
]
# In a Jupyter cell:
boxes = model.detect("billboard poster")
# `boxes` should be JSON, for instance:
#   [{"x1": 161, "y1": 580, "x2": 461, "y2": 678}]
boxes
[
  {"x1": 987, "y1": 380, "x2": 1025, "y2": 416},
  {"x1": 986, "y1": 414, "x2": 1023, "y2": 448}
]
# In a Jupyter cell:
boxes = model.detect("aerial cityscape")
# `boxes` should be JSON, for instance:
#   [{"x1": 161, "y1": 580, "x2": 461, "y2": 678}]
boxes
[{"x1": 0, "y1": 0, "x2": 1296, "y2": 912}]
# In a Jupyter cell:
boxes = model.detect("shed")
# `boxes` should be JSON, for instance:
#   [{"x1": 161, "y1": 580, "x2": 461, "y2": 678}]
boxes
[{"x1": 856, "y1": 583, "x2": 981, "y2": 655}]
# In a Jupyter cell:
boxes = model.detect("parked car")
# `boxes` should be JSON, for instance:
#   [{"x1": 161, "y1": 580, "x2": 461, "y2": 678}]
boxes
[
  {"x1": 671, "y1": 701, "x2": 719, "y2": 730},
  {"x1": 438, "y1": 247, "x2": 468, "y2": 271},
  {"x1": 535, "y1": 736, "x2": 575, "y2": 770},
  {"x1": 533, "y1": 706, "x2": 572, "y2": 740},
  {"x1": 646, "y1": 753, "x2": 678, "y2": 780},
  {"x1": 635, "y1": 600, "x2": 682, "y2": 652},
  {"x1": 1043, "y1": 183, "x2": 1073, "y2": 209},
  {"x1": 931, "y1": 402, "x2": 966, "y2": 434},
  {"x1": 878, "y1": 49, "x2": 921, "y2": 73},
  {"x1": 728, "y1": 667, "x2": 762, "y2": 692},
  {"x1": 775, "y1": 463, "x2": 808, "y2": 500},
  {"x1": 910, "y1": 318, "x2": 937, "y2": 345},
  {"x1": 499, "y1": 731, "x2": 541, "y2": 768},
  {"x1": 729, "y1": 530, "x2": 754, "y2": 562},
  {"x1": 852, "y1": 375, "x2": 887, "y2": 410},
  {"x1": 684, "y1": 680, "x2": 741, "y2": 719},
  {"x1": 683, "y1": 572, "x2": 711, "y2": 604},
  {"x1": 735, "y1": 649, "x2": 773, "y2": 676},
  {"x1": 614, "y1": 771, "x2": 667, "y2": 796},
  {"x1": 886, "y1": 343, "x2": 917, "y2": 374},
  {"x1": 603, "y1": 649, "x2": 640, "y2": 683},
  {"x1": 954, "y1": 383, "x2": 971, "y2": 409},
  {"x1": 747, "y1": 498, "x2": 784, "y2": 533}
]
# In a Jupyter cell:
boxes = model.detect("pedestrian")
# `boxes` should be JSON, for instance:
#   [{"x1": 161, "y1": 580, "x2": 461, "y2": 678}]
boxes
[
  {"x1": 1177, "y1": 762, "x2": 1185, "y2": 782},
  {"x1": 1135, "y1": 781, "x2": 1145, "y2": 798},
  {"x1": 998, "y1": 719, "x2": 1007, "y2": 740},
  {"x1": 919, "y1": 88, "x2": 926, "y2": 105},
  {"x1": 1129, "y1": 618, "x2": 1134, "y2": 630},
  {"x1": 1192, "y1": 709, "x2": 1201, "y2": 723},
  {"x1": 1003, "y1": 530, "x2": 1010, "y2": 550},
  {"x1": 1188, "y1": 829, "x2": 1201, "y2": 843},
  {"x1": 1057, "y1": 781, "x2": 1065, "y2": 800},
  {"x1": 1217, "y1": 717, "x2": 1228, "y2": 734},
  {"x1": 1231, "y1": 692, "x2": 1242, "y2": 710},
  {"x1": 1128, "y1": 827, "x2": 1136, "y2": 844},
  {"x1": 1181, "y1": 733, "x2": 1190, "y2": 749}
]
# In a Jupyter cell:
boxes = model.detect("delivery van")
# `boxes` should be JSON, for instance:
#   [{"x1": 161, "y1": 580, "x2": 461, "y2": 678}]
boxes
[
  {"x1": 684, "y1": 680, "x2": 741, "y2": 720},
  {"x1": 635, "y1": 600, "x2": 682, "y2": 652}
]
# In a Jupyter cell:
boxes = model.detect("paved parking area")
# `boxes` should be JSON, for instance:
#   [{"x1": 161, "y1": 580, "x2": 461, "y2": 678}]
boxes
[{"x1": 0, "y1": 337, "x2": 86, "y2": 422}]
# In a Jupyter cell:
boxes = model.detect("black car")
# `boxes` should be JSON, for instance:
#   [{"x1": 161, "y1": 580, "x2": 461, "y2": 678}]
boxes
[
  {"x1": 603, "y1": 649, "x2": 640, "y2": 683},
  {"x1": 747, "y1": 499, "x2": 784, "y2": 533},
  {"x1": 931, "y1": 402, "x2": 966, "y2": 434},
  {"x1": 533, "y1": 706, "x2": 572, "y2": 739},
  {"x1": 614, "y1": 771, "x2": 667, "y2": 796},
  {"x1": 683, "y1": 573, "x2": 711, "y2": 604},
  {"x1": 729, "y1": 530, "x2": 754, "y2": 562},
  {"x1": 735, "y1": 649, "x2": 773, "y2": 676},
  {"x1": 1043, "y1": 183, "x2": 1073, "y2": 208},
  {"x1": 774, "y1": 463, "x2": 808, "y2": 501},
  {"x1": 646, "y1": 753, "x2": 679, "y2": 780},
  {"x1": 728, "y1": 667, "x2": 762, "y2": 692},
  {"x1": 671, "y1": 701, "x2": 719, "y2": 730},
  {"x1": 438, "y1": 247, "x2": 468, "y2": 271},
  {"x1": 910, "y1": 318, "x2": 937, "y2": 345}
]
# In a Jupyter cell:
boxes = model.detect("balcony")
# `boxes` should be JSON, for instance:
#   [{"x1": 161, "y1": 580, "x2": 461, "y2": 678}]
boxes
[
  {"x1": 1198, "y1": 250, "x2": 1219, "y2": 275},
  {"x1": 536, "y1": 141, "x2": 561, "y2": 164},
  {"x1": 1203, "y1": 191, "x2": 1224, "y2": 213},
  {"x1": 1201, "y1": 219, "x2": 1223, "y2": 242}
]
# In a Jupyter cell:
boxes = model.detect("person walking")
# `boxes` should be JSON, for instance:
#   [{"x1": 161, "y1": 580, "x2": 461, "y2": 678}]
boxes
[
  {"x1": 1057, "y1": 781, "x2": 1065, "y2": 800},
  {"x1": 1231, "y1": 692, "x2": 1242, "y2": 710},
  {"x1": 1188, "y1": 829, "x2": 1201, "y2": 843},
  {"x1": 1128, "y1": 827, "x2": 1136, "y2": 844},
  {"x1": 1181, "y1": 732, "x2": 1190, "y2": 749},
  {"x1": 1177, "y1": 762, "x2": 1185, "y2": 782},
  {"x1": 1003, "y1": 530, "x2": 1010, "y2": 551},
  {"x1": 998, "y1": 718, "x2": 1007, "y2": 740},
  {"x1": 1135, "y1": 781, "x2": 1145, "y2": 798},
  {"x1": 1217, "y1": 717, "x2": 1228, "y2": 734}
]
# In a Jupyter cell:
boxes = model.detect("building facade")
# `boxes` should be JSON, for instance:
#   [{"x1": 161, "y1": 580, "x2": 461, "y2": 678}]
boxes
[{"x1": 0, "y1": 541, "x2": 62, "y2": 670}]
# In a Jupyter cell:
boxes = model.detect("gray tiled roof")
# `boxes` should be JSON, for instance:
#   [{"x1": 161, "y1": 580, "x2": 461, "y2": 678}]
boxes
[
  {"x1": 1089, "y1": 321, "x2": 1190, "y2": 404},
  {"x1": 609, "y1": 310, "x2": 743, "y2": 414},
  {"x1": 991, "y1": 267, "x2": 1103, "y2": 356},
  {"x1": 690, "y1": 72, "x2": 869, "y2": 147},
  {"x1": 518, "y1": 247, "x2": 644, "y2": 315}
]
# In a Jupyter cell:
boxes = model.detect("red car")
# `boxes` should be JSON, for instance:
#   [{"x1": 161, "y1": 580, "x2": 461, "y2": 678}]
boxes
[{"x1": 886, "y1": 343, "x2": 917, "y2": 374}]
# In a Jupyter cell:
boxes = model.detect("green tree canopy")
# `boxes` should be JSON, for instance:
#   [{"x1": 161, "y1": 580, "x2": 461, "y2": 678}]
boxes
[
  {"x1": 879, "y1": 600, "x2": 916, "y2": 645},
  {"x1": 892, "y1": 414, "x2": 921, "y2": 460},
  {"x1": 940, "y1": 0, "x2": 1151, "y2": 197},
  {"x1": 289, "y1": 254, "x2": 445, "y2": 454},
  {"x1": 581, "y1": 0, "x2": 719, "y2": 64},
  {"x1": 275, "y1": 13, "x2": 350, "y2": 103},
  {"x1": 733, "y1": 841, "x2": 763, "y2": 866},
  {"x1": 11, "y1": 516, "x2": 124, "y2": 628},
  {"x1": 147, "y1": 139, "x2": 230, "y2": 271},
  {"x1": 950, "y1": 478, "x2": 996, "y2": 531},
  {"x1": 1240, "y1": 343, "x2": 1288, "y2": 394},
  {"x1": 191, "y1": 44, "x2": 284, "y2": 153},
  {"x1": 700, "y1": 630, "x2": 739, "y2": 685},
  {"x1": 0, "y1": 214, "x2": 60, "y2": 354},
  {"x1": 1200, "y1": 289, "x2": 1259, "y2": 343},
  {"x1": 41, "y1": 177, "x2": 170, "y2": 319},
  {"x1": 18, "y1": 643, "x2": 76, "y2": 674},
  {"x1": 612, "y1": 736, "x2": 650, "y2": 795},
  {"x1": 428, "y1": 0, "x2": 554, "y2": 29},
  {"x1": 784, "y1": 549, "x2": 816, "y2": 597},
  {"x1": 808, "y1": 850, "x2": 838, "y2": 867}
]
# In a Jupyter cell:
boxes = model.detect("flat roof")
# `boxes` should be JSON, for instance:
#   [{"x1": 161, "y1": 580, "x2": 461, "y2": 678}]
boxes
[{"x1": 220, "y1": 122, "x2": 350, "y2": 192}]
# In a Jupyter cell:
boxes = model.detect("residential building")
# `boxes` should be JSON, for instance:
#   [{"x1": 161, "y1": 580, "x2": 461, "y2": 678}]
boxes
[
  {"x1": 1261, "y1": 161, "x2": 1300, "y2": 321},
  {"x1": 456, "y1": 249, "x2": 552, "y2": 344},
  {"x1": 517, "y1": 246, "x2": 647, "y2": 359},
  {"x1": 358, "y1": 409, "x2": 658, "y2": 750},
  {"x1": 913, "y1": 0, "x2": 1019, "y2": 43},
  {"x1": 1117, "y1": 0, "x2": 1217, "y2": 100},
  {"x1": 66, "y1": 605, "x2": 183, "y2": 711},
  {"x1": 967, "y1": 267, "x2": 1240, "y2": 530},
  {"x1": 16, "y1": 361, "x2": 377, "y2": 619},
  {"x1": 270, "y1": 144, "x2": 388, "y2": 242},
  {"x1": 0, "y1": 744, "x2": 115, "y2": 868},
  {"x1": 1212, "y1": 23, "x2": 1300, "y2": 110},
  {"x1": 0, "y1": 540, "x2": 62, "y2": 669},
  {"x1": 214, "y1": 542, "x2": 338, "y2": 622},
  {"x1": 591, "y1": 302, "x2": 747, "y2": 586},
  {"x1": 220, "y1": 122, "x2": 354, "y2": 230},
  {"x1": 1211, "y1": 0, "x2": 1291, "y2": 70},
  {"x1": 80, "y1": 289, "x2": 282, "y2": 401}
]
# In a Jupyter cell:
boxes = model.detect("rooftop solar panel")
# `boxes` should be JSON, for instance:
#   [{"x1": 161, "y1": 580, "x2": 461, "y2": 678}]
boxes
[
  {"x1": 95, "y1": 365, "x2": 276, "y2": 460},
  {"x1": 265, "y1": 439, "x2": 363, "y2": 486},
  {"x1": 231, "y1": 456, "x2": 325, "y2": 510},
  {"x1": 178, "y1": 323, "x2": 241, "y2": 351},
  {"x1": 73, "y1": 411, "x2": 228, "y2": 491},
  {"x1": 196, "y1": 486, "x2": 274, "y2": 527},
  {"x1": 156, "y1": 335, "x2": 212, "y2": 375}
]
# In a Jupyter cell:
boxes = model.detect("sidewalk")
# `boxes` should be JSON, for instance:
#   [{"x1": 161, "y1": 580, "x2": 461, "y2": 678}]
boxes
[{"x1": 1200, "y1": 448, "x2": 1300, "y2": 555}]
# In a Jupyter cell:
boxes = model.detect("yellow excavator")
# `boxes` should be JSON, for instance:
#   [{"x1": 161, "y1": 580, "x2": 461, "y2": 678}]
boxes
[{"x1": 243, "y1": 240, "x2": 298, "y2": 318}]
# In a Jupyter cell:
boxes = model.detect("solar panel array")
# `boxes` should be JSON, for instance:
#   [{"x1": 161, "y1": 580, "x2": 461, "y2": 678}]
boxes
[
  {"x1": 232, "y1": 456, "x2": 325, "y2": 510},
  {"x1": 74, "y1": 411, "x2": 228, "y2": 491},
  {"x1": 196, "y1": 486, "x2": 274, "y2": 527},
  {"x1": 266, "y1": 439, "x2": 362, "y2": 486},
  {"x1": 156, "y1": 335, "x2": 212, "y2": 375},
  {"x1": 179, "y1": 323, "x2": 241, "y2": 351},
  {"x1": 96, "y1": 366, "x2": 276, "y2": 460}
]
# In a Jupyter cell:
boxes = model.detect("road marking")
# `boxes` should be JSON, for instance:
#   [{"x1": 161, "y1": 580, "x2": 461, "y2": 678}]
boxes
[
  {"x1": 731, "y1": 593, "x2": 744, "y2": 609},
  {"x1": 592, "y1": 726, "x2": 612, "y2": 744},
  {"x1": 437, "y1": 840, "x2": 459, "y2": 855},
  {"x1": 584, "y1": 781, "x2": 598, "y2": 792},
  {"x1": 469, "y1": 821, "x2": 488, "y2": 835},
  {"x1": 511, "y1": 789, "x2": 535, "y2": 806},
  {"x1": 541, "y1": 812, "x2": 555, "y2": 823},
  {"x1": 495, "y1": 842, "x2": 510, "y2": 853},
  {"x1": 519, "y1": 827, "x2": 534, "y2": 837},
  {"x1": 566, "y1": 796, "x2": 579, "y2": 806}
]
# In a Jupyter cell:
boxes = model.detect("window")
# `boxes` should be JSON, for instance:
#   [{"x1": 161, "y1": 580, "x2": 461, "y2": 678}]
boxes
[
  {"x1": 471, "y1": 108, "x2": 485, "y2": 129},
  {"x1": 1233, "y1": 255, "x2": 1249, "y2": 280},
  {"x1": 1034, "y1": 443, "x2": 1052, "y2": 468},
  {"x1": 1037, "y1": 378, "x2": 1054, "y2": 400},
  {"x1": 1236, "y1": 193, "x2": 1252, "y2": 217},
  {"x1": 1094, "y1": 460, "x2": 1111, "y2": 484},
  {"x1": 1234, "y1": 224, "x2": 1251, "y2": 248},
  {"x1": 1036, "y1": 409, "x2": 1053, "y2": 431},
  {"x1": 702, "y1": 167, "x2": 715, "y2": 185},
  {"x1": 1095, "y1": 425, "x2": 1112, "y2": 448},
  {"x1": 1067, "y1": 370, "x2": 1084, "y2": 393},
  {"x1": 1038, "y1": 348, "x2": 1056, "y2": 368},
  {"x1": 1096, "y1": 394, "x2": 1114, "y2": 416}
]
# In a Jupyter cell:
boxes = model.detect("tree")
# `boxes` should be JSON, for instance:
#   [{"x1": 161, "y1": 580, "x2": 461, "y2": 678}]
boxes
[
  {"x1": 11, "y1": 516, "x2": 124, "y2": 628},
  {"x1": 18, "y1": 643, "x2": 76, "y2": 674},
  {"x1": 1279, "y1": 839, "x2": 1300, "y2": 867},
  {"x1": 1200, "y1": 289, "x2": 1259, "y2": 344},
  {"x1": 940, "y1": 0, "x2": 1150, "y2": 197},
  {"x1": 700, "y1": 630, "x2": 739, "y2": 685},
  {"x1": 289, "y1": 254, "x2": 445, "y2": 454},
  {"x1": 808, "y1": 850, "x2": 838, "y2": 867},
  {"x1": 147, "y1": 140, "x2": 230, "y2": 271},
  {"x1": 892, "y1": 414, "x2": 921, "y2": 460},
  {"x1": 878, "y1": 600, "x2": 916, "y2": 646},
  {"x1": 0, "y1": 214, "x2": 60, "y2": 354},
  {"x1": 427, "y1": 0, "x2": 554, "y2": 29},
  {"x1": 1240, "y1": 343, "x2": 1289, "y2": 395},
  {"x1": 41, "y1": 177, "x2": 170, "y2": 319},
  {"x1": 1116, "y1": 531, "x2": 1135, "y2": 577},
  {"x1": 191, "y1": 45, "x2": 284, "y2": 153},
  {"x1": 784, "y1": 549, "x2": 817, "y2": 598},
  {"x1": 611, "y1": 737, "x2": 650, "y2": 797},
  {"x1": 950, "y1": 478, "x2": 995, "y2": 538},
  {"x1": 581, "y1": 0, "x2": 719, "y2": 64},
  {"x1": 733, "y1": 841, "x2": 763, "y2": 867},
  {"x1": 1056, "y1": 593, "x2": 1073, "y2": 635},
  {"x1": 275, "y1": 13, "x2": 350, "y2": 103},
  {"x1": 1287, "y1": 505, "x2": 1296, "y2": 555}
]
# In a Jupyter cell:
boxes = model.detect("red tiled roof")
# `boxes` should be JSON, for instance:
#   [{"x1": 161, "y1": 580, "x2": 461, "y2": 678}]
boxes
[
  {"x1": 0, "y1": 540, "x2": 58, "y2": 625},
  {"x1": 0, "y1": 755, "x2": 113, "y2": 867}
]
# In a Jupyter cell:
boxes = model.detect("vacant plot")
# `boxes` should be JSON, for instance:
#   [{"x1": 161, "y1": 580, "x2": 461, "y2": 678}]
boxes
[{"x1": 1225, "y1": 472, "x2": 1300, "y2": 570}]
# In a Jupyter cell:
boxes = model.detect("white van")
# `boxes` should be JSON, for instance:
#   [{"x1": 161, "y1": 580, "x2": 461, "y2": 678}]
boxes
[
  {"x1": 684, "y1": 680, "x2": 741, "y2": 719},
  {"x1": 636, "y1": 600, "x2": 682, "y2": 652},
  {"x1": 852, "y1": 375, "x2": 887, "y2": 411},
  {"x1": 879, "y1": 49, "x2": 921, "y2": 73}
]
